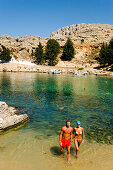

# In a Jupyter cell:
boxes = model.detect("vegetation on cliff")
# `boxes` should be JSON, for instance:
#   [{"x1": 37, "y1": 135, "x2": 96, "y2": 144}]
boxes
[
  {"x1": 0, "y1": 24, "x2": 113, "y2": 66},
  {"x1": 34, "y1": 42, "x2": 44, "y2": 64},
  {"x1": 0, "y1": 45, "x2": 11, "y2": 62},
  {"x1": 97, "y1": 38, "x2": 113, "y2": 66},
  {"x1": 61, "y1": 38, "x2": 75, "y2": 61},
  {"x1": 45, "y1": 39, "x2": 60, "y2": 66},
  {"x1": 31, "y1": 39, "x2": 60, "y2": 66}
]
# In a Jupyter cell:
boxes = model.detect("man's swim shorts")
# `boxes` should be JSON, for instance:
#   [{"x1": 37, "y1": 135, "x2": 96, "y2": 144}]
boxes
[{"x1": 61, "y1": 139, "x2": 71, "y2": 147}]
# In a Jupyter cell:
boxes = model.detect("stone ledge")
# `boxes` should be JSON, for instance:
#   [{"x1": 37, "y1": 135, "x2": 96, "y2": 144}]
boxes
[{"x1": 0, "y1": 101, "x2": 29, "y2": 132}]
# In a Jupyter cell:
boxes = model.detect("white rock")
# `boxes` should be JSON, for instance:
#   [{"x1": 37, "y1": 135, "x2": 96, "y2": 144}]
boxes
[{"x1": 0, "y1": 101, "x2": 28, "y2": 131}]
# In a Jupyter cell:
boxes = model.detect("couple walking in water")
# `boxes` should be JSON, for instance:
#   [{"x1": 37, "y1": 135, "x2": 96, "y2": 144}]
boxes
[{"x1": 60, "y1": 120, "x2": 84, "y2": 162}]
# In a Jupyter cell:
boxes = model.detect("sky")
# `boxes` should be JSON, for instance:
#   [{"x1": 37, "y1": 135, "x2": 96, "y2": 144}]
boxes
[{"x1": 0, "y1": 0, "x2": 113, "y2": 37}]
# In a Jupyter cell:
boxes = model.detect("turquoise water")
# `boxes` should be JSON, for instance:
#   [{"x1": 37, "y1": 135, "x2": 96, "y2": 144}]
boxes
[{"x1": 0, "y1": 72, "x2": 113, "y2": 144}]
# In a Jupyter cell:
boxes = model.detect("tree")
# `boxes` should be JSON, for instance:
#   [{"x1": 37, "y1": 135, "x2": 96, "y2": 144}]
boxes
[
  {"x1": 35, "y1": 42, "x2": 44, "y2": 64},
  {"x1": 98, "y1": 43, "x2": 109, "y2": 65},
  {"x1": 97, "y1": 39, "x2": 113, "y2": 65},
  {"x1": 109, "y1": 38, "x2": 113, "y2": 49},
  {"x1": 61, "y1": 38, "x2": 75, "y2": 61},
  {"x1": 107, "y1": 48, "x2": 113, "y2": 65},
  {"x1": 108, "y1": 38, "x2": 113, "y2": 64},
  {"x1": 0, "y1": 45, "x2": 11, "y2": 62},
  {"x1": 45, "y1": 39, "x2": 60, "y2": 66}
]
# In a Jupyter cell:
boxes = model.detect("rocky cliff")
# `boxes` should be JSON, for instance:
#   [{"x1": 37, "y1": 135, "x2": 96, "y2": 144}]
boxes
[
  {"x1": 50, "y1": 23, "x2": 113, "y2": 45},
  {"x1": 0, "y1": 23, "x2": 113, "y2": 65},
  {"x1": 0, "y1": 35, "x2": 48, "y2": 61}
]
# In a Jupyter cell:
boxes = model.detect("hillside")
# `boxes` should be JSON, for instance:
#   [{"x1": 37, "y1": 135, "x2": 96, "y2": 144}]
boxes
[
  {"x1": 0, "y1": 23, "x2": 113, "y2": 67},
  {"x1": 50, "y1": 23, "x2": 113, "y2": 44}
]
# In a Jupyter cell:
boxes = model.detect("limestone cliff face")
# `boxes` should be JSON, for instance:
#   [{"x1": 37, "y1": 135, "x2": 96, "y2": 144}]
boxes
[
  {"x1": 0, "y1": 35, "x2": 48, "y2": 61},
  {"x1": 0, "y1": 23, "x2": 113, "y2": 65},
  {"x1": 50, "y1": 23, "x2": 113, "y2": 45}
]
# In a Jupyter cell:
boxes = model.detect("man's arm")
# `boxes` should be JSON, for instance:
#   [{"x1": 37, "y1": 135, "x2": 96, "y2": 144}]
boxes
[
  {"x1": 60, "y1": 128, "x2": 63, "y2": 146},
  {"x1": 70, "y1": 128, "x2": 73, "y2": 143}
]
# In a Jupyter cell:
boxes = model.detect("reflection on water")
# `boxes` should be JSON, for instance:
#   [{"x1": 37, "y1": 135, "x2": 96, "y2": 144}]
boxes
[
  {"x1": 0, "y1": 72, "x2": 11, "y2": 93},
  {"x1": 0, "y1": 72, "x2": 113, "y2": 169}
]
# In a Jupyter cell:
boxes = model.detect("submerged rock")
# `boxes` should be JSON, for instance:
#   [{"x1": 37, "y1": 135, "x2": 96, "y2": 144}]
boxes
[{"x1": 0, "y1": 101, "x2": 28, "y2": 131}]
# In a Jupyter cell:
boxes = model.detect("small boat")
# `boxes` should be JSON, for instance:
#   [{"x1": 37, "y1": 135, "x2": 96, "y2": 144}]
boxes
[{"x1": 52, "y1": 71, "x2": 61, "y2": 74}]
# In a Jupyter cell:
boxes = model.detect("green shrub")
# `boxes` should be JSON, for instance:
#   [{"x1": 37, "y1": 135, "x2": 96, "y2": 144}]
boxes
[
  {"x1": 78, "y1": 67, "x2": 84, "y2": 70},
  {"x1": 0, "y1": 45, "x2": 11, "y2": 62},
  {"x1": 16, "y1": 38, "x2": 19, "y2": 42},
  {"x1": 110, "y1": 64, "x2": 113, "y2": 71},
  {"x1": 31, "y1": 50, "x2": 35, "y2": 57},
  {"x1": 14, "y1": 55, "x2": 18, "y2": 60},
  {"x1": 81, "y1": 39, "x2": 84, "y2": 43}
]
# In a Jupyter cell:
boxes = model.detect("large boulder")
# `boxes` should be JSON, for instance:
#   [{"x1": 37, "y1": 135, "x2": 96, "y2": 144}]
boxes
[{"x1": 0, "y1": 101, "x2": 29, "y2": 131}]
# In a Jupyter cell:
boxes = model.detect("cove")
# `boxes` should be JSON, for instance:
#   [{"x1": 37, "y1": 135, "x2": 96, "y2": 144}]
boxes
[{"x1": 0, "y1": 72, "x2": 113, "y2": 170}]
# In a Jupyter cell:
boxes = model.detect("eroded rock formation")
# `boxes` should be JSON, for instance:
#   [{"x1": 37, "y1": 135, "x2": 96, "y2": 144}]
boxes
[
  {"x1": 50, "y1": 23, "x2": 113, "y2": 44},
  {"x1": 0, "y1": 23, "x2": 113, "y2": 65},
  {"x1": 0, "y1": 101, "x2": 28, "y2": 131}
]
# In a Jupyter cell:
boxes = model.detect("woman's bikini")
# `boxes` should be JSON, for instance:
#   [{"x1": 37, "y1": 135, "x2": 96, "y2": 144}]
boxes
[{"x1": 74, "y1": 128, "x2": 82, "y2": 142}]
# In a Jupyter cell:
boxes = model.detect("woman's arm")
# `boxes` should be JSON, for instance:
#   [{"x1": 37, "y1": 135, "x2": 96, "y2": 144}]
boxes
[{"x1": 82, "y1": 128, "x2": 85, "y2": 143}]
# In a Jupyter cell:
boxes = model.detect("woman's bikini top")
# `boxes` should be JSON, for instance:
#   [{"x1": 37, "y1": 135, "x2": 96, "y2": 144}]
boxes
[{"x1": 75, "y1": 128, "x2": 82, "y2": 135}]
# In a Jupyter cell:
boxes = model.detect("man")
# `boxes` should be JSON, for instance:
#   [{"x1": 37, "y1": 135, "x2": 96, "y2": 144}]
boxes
[{"x1": 60, "y1": 120, "x2": 73, "y2": 162}]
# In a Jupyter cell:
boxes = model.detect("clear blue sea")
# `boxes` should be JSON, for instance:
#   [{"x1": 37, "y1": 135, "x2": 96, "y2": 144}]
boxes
[{"x1": 0, "y1": 72, "x2": 113, "y2": 170}]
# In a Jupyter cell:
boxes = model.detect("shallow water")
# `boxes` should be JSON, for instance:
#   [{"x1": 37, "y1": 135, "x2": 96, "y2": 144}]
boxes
[{"x1": 0, "y1": 72, "x2": 113, "y2": 170}]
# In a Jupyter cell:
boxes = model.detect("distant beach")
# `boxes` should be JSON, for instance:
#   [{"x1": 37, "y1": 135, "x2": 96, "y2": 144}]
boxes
[{"x1": 0, "y1": 62, "x2": 113, "y2": 76}]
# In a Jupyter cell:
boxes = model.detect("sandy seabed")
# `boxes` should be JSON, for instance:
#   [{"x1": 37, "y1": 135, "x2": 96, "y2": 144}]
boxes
[
  {"x1": 0, "y1": 129, "x2": 112, "y2": 170},
  {"x1": 0, "y1": 64, "x2": 113, "y2": 170}
]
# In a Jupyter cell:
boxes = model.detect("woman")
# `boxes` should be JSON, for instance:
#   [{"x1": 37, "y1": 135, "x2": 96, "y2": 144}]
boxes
[{"x1": 73, "y1": 121, "x2": 84, "y2": 159}]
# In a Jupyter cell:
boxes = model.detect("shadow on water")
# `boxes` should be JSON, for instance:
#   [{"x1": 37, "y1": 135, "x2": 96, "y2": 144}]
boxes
[
  {"x1": 70, "y1": 147, "x2": 76, "y2": 156},
  {"x1": 50, "y1": 146, "x2": 61, "y2": 156},
  {"x1": 50, "y1": 146, "x2": 75, "y2": 157}
]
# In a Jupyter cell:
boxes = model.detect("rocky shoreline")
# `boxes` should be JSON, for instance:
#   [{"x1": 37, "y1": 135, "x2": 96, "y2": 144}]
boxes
[
  {"x1": 0, "y1": 101, "x2": 28, "y2": 132},
  {"x1": 0, "y1": 63, "x2": 113, "y2": 76}
]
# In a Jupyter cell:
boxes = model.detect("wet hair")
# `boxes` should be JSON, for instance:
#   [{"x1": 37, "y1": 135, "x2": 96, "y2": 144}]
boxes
[{"x1": 66, "y1": 120, "x2": 70, "y2": 124}]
